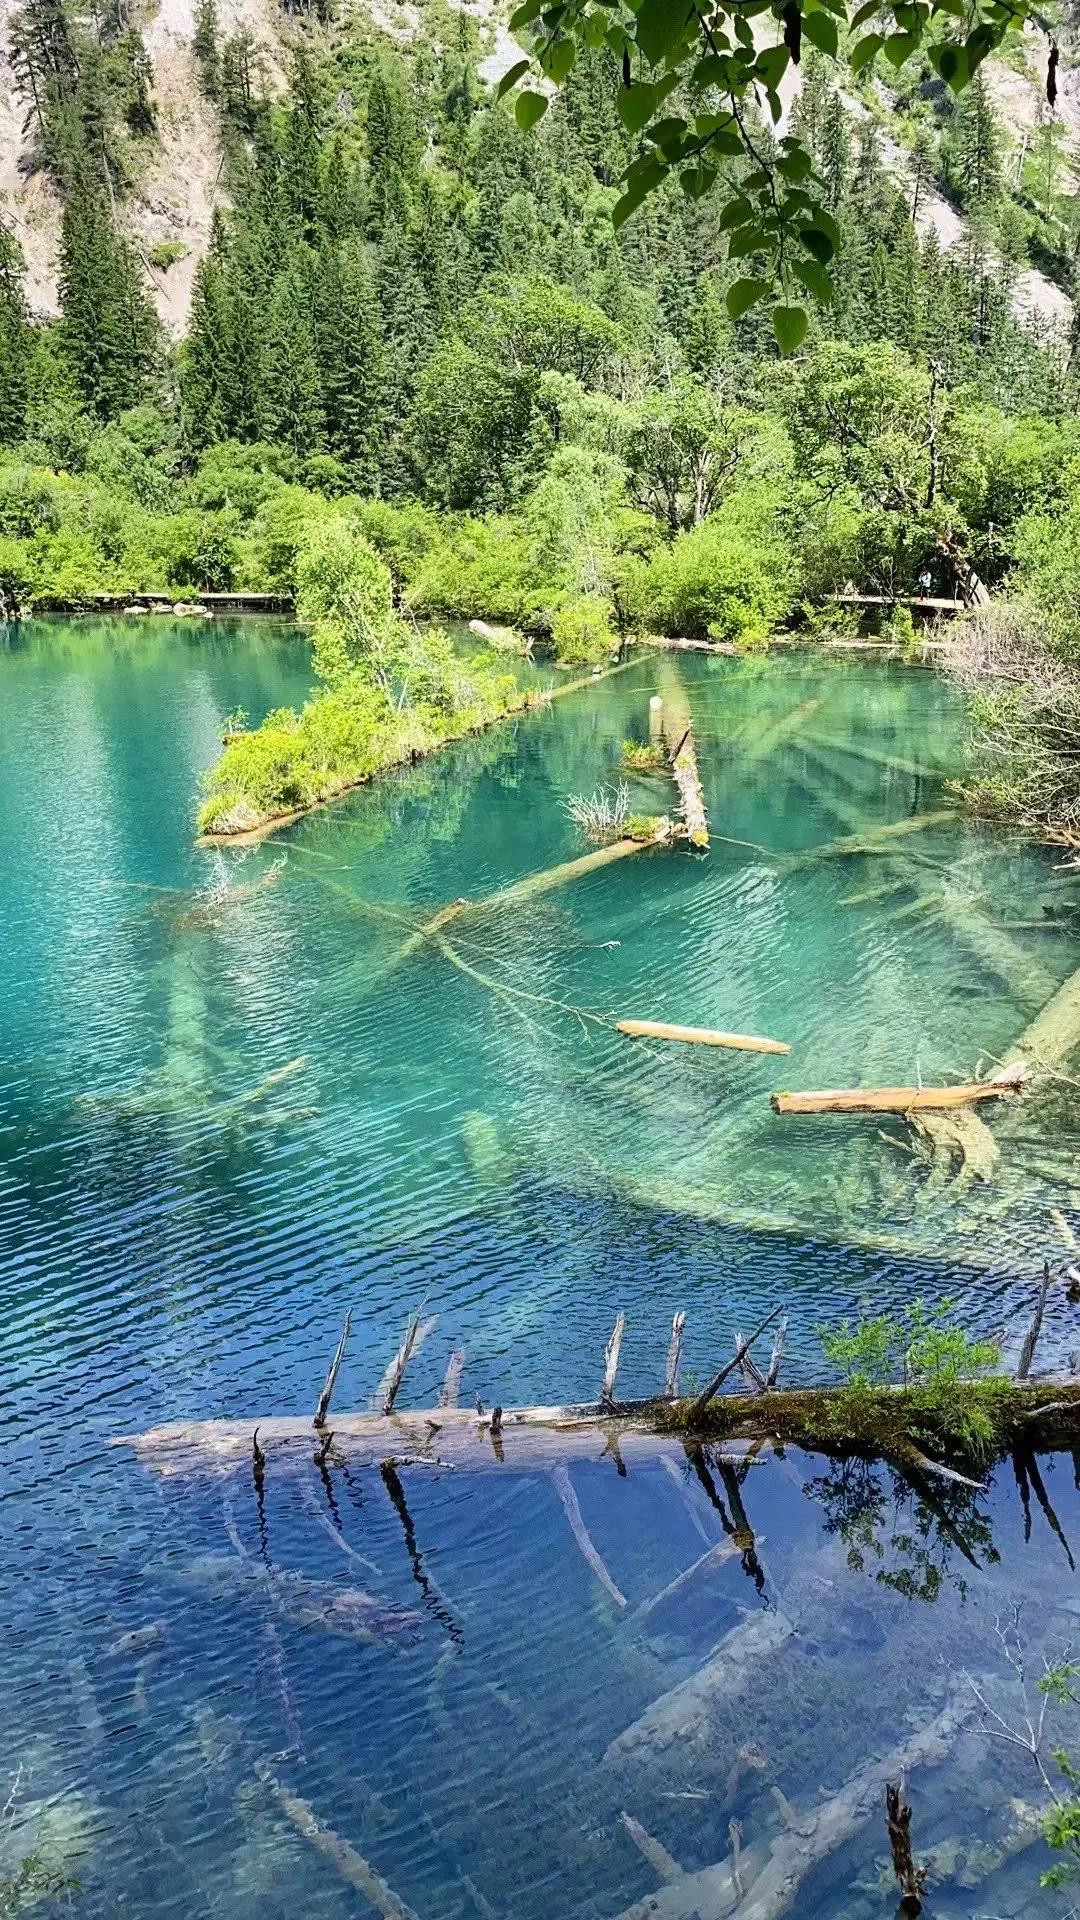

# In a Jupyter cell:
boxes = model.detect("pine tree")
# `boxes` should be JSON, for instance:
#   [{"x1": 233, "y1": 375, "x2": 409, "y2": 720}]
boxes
[
  {"x1": 821, "y1": 91, "x2": 851, "y2": 209},
  {"x1": 0, "y1": 221, "x2": 32, "y2": 445},
  {"x1": 318, "y1": 238, "x2": 388, "y2": 484},
  {"x1": 365, "y1": 59, "x2": 419, "y2": 240},
  {"x1": 257, "y1": 261, "x2": 323, "y2": 454},
  {"x1": 58, "y1": 174, "x2": 157, "y2": 419},
  {"x1": 283, "y1": 46, "x2": 323, "y2": 244},
  {"x1": 193, "y1": 0, "x2": 219, "y2": 99},
  {"x1": 956, "y1": 72, "x2": 1001, "y2": 212}
]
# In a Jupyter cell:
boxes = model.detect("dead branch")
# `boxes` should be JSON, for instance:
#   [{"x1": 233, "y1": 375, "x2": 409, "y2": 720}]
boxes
[
  {"x1": 665, "y1": 1313, "x2": 686, "y2": 1400},
  {"x1": 601, "y1": 1314, "x2": 627, "y2": 1411},
  {"x1": 690, "y1": 1306, "x2": 784, "y2": 1418},
  {"x1": 617, "y1": 1019, "x2": 789, "y2": 1054},
  {"x1": 552, "y1": 1464, "x2": 626, "y2": 1609},
  {"x1": 257, "y1": 1764, "x2": 423, "y2": 1920},
  {"x1": 315, "y1": 1313, "x2": 352, "y2": 1429},
  {"x1": 885, "y1": 1779, "x2": 927, "y2": 1914},
  {"x1": 1018, "y1": 1262, "x2": 1052, "y2": 1381}
]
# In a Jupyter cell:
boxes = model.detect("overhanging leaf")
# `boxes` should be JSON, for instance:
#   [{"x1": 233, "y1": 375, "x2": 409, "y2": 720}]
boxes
[
  {"x1": 618, "y1": 78, "x2": 660, "y2": 132},
  {"x1": 633, "y1": 0, "x2": 685, "y2": 67},
  {"x1": 726, "y1": 275, "x2": 771, "y2": 320},
  {"x1": 515, "y1": 89, "x2": 549, "y2": 130},
  {"x1": 794, "y1": 257, "x2": 834, "y2": 303},
  {"x1": 496, "y1": 58, "x2": 530, "y2": 100},
  {"x1": 849, "y1": 31, "x2": 883, "y2": 70},
  {"x1": 802, "y1": 9, "x2": 838, "y2": 57},
  {"x1": 773, "y1": 304, "x2": 808, "y2": 354}
]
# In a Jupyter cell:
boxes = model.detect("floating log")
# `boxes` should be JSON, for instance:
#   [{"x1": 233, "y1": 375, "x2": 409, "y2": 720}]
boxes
[
  {"x1": 259, "y1": 1765, "x2": 423, "y2": 1920},
  {"x1": 467, "y1": 618, "x2": 530, "y2": 655},
  {"x1": 771, "y1": 1068, "x2": 1027, "y2": 1116},
  {"x1": 117, "y1": 1372, "x2": 1080, "y2": 1484},
  {"x1": 612, "y1": 1689, "x2": 974, "y2": 1920},
  {"x1": 616, "y1": 1020, "x2": 789, "y2": 1055}
]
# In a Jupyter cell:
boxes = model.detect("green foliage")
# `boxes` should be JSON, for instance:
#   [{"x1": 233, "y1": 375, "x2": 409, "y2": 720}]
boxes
[
  {"x1": 621, "y1": 740, "x2": 665, "y2": 772},
  {"x1": 819, "y1": 1298, "x2": 1007, "y2": 1457},
  {"x1": 550, "y1": 592, "x2": 615, "y2": 665},
  {"x1": 627, "y1": 502, "x2": 796, "y2": 645}
]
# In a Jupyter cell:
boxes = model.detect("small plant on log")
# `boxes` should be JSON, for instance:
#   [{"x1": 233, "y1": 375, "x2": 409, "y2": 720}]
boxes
[
  {"x1": 621, "y1": 740, "x2": 665, "y2": 773},
  {"x1": 626, "y1": 813, "x2": 667, "y2": 842},
  {"x1": 564, "y1": 782, "x2": 630, "y2": 845},
  {"x1": 819, "y1": 1300, "x2": 1008, "y2": 1458}
]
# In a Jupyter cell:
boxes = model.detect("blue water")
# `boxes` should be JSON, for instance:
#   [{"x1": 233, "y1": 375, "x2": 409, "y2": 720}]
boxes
[{"x1": 1, "y1": 616, "x2": 1079, "y2": 1916}]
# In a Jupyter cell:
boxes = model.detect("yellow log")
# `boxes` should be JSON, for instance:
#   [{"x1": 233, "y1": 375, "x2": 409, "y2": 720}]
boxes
[
  {"x1": 771, "y1": 1071, "x2": 1027, "y2": 1116},
  {"x1": 617, "y1": 1019, "x2": 789, "y2": 1055}
]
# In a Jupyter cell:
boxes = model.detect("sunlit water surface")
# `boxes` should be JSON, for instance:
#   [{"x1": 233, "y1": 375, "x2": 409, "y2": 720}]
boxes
[{"x1": 1, "y1": 616, "x2": 1079, "y2": 1917}]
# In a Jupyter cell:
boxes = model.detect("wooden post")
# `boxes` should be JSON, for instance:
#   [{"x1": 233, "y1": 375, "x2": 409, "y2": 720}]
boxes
[
  {"x1": 735, "y1": 1333, "x2": 768, "y2": 1394},
  {"x1": 1017, "y1": 1262, "x2": 1052, "y2": 1381},
  {"x1": 601, "y1": 1313, "x2": 626, "y2": 1411},
  {"x1": 665, "y1": 1312, "x2": 686, "y2": 1399},
  {"x1": 689, "y1": 1306, "x2": 784, "y2": 1420},
  {"x1": 649, "y1": 695, "x2": 664, "y2": 743},
  {"x1": 314, "y1": 1313, "x2": 352, "y2": 1429}
]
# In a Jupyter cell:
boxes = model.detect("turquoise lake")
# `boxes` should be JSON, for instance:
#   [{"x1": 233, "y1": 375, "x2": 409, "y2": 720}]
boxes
[{"x1": 1, "y1": 615, "x2": 1079, "y2": 1918}]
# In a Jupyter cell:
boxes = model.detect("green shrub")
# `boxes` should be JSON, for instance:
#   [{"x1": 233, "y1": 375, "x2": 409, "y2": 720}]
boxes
[
  {"x1": 820, "y1": 1299, "x2": 1007, "y2": 1457},
  {"x1": 621, "y1": 740, "x2": 665, "y2": 772},
  {"x1": 550, "y1": 593, "x2": 616, "y2": 665},
  {"x1": 629, "y1": 512, "x2": 796, "y2": 645}
]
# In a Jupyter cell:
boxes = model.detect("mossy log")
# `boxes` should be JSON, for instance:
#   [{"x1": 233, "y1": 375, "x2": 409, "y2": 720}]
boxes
[
  {"x1": 117, "y1": 1374, "x2": 1080, "y2": 1482},
  {"x1": 617, "y1": 1020, "x2": 789, "y2": 1055}
]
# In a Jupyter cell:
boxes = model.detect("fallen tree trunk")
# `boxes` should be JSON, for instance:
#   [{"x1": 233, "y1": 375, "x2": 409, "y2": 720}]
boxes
[
  {"x1": 771, "y1": 1068, "x2": 1027, "y2": 1115},
  {"x1": 116, "y1": 1373, "x2": 1080, "y2": 1481},
  {"x1": 742, "y1": 697, "x2": 824, "y2": 766},
  {"x1": 1003, "y1": 963, "x2": 1080, "y2": 1072},
  {"x1": 616, "y1": 1019, "x2": 789, "y2": 1055},
  {"x1": 669, "y1": 728, "x2": 709, "y2": 848},
  {"x1": 612, "y1": 1690, "x2": 975, "y2": 1920},
  {"x1": 258, "y1": 1764, "x2": 423, "y2": 1920},
  {"x1": 605, "y1": 1607, "x2": 794, "y2": 1763}
]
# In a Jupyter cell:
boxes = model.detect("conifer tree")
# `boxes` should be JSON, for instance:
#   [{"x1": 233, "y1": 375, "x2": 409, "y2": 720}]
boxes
[
  {"x1": 318, "y1": 238, "x2": 388, "y2": 485},
  {"x1": 58, "y1": 177, "x2": 157, "y2": 420},
  {"x1": 257, "y1": 261, "x2": 323, "y2": 454},
  {"x1": 0, "y1": 221, "x2": 32, "y2": 446}
]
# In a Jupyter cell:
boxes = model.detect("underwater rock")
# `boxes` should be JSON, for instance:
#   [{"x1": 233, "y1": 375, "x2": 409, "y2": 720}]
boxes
[{"x1": 161, "y1": 1555, "x2": 423, "y2": 1646}]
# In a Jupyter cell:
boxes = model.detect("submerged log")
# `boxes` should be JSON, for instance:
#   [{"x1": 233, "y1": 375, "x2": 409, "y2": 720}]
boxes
[
  {"x1": 613, "y1": 1690, "x2": 974, "y2": 1920},
  {"x1": 259, "y1": 1764, "x2": 423, "y2": 1920},
  {"x1": 1003, "y1": 963, "x2": 1080, "y2": 1072},
  {"x1": 771, "y1": 1069, "x2": 1027, "y2": 1116},
  {"x1": 553, "y1": 1463, "x2": 627, "y2": 1608},
  {"x1": 616, "y1": 1020, "x2": 789, "y2": 1055},
  {"x1": 605, "y1": 1607, "x2": 795, "y2": 1762}
]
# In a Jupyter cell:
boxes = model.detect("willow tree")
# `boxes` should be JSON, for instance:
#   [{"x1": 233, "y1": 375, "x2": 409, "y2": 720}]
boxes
[{"x1": 499, "y1": 0, "x2": 1052, "y2": 350}]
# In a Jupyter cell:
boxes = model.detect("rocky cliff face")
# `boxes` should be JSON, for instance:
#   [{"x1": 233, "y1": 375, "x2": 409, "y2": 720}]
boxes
[{"x1": 0, "y1": 0, "x2": 1074, "y2": 339}]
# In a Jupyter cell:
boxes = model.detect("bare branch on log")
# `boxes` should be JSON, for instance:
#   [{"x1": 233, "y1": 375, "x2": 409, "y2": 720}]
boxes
[
  {"x1": 439, "y1": 1348, "x2": 465, "y2": 1409},
  {"x1": 665, "y1": 1313, "x2": 686, "y2": 1400},
  {"x1": 765, "y1": 1319, "x2": 788, "y2": 1390},
  {"x1": 736, "y1": 1332, "x2": 768, "y2": 1394},
  {"x1": 689, "y1": 1306, "x2": 784, "y2": 1419},
  {"x1": 552, "y1": 1464, "x2": 626, "y2": 1608},
  {"x1": 601, "y1": 1314, "x2": 627, "y2": 1411},
  {"x1": 314, "y1": 1312, "x2": 351, "y2": 1429},
  {"x1": 619, "y1": 1812, "x2": 681, "y2": 1884},
  {"x1": 380, "y1": 1311, "x2": 437, "y2": 1415},
  {"x1": 895, "y1": 1440, "x2": 985, "y2": 1492},
  {"x1": 1018, "y1": 1262, "x2": 1052, "y2": 1380}
]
